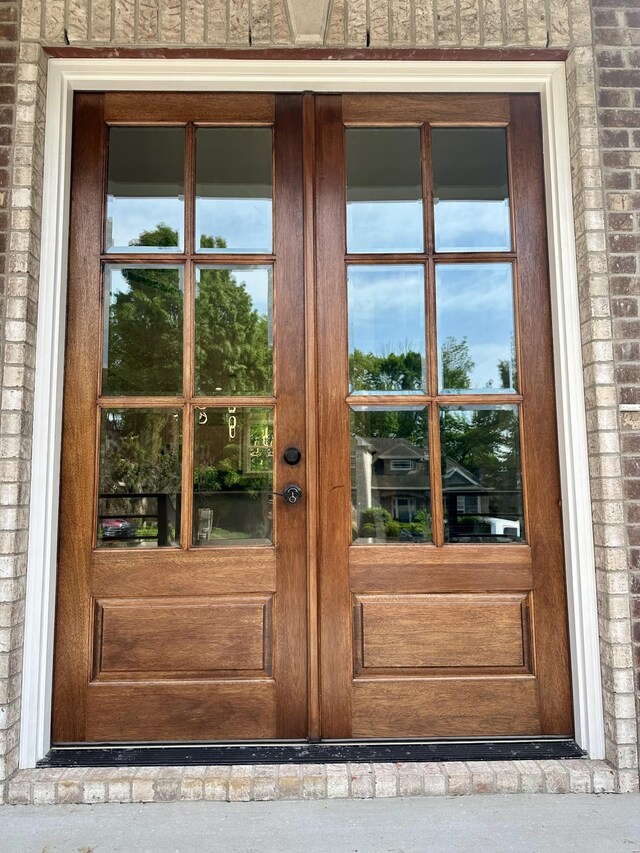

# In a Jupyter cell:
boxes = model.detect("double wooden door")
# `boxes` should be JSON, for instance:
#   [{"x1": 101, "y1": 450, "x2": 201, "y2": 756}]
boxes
[{"x1": 53, "y1": 91, "x2": 573, "y2": 743}]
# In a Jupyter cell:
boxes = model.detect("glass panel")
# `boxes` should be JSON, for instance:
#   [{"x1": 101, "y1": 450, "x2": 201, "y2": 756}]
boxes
[
  {"x1": 97, "y1": 409, "x2": 182, "y2": 548},
  {"x1": 102, "y1": 266, "x2": 183, "y2": 396},
  {"x1": 350, "y1": 406, "x2": 431, "y2": 544},
  {"x1": 348, "y1": 265, "x2": 427, "y2": 395},
  {"x1": 195, "y1": 266, "x2": 273, "y2": 396},
  {"x1": 440, "y1": 405, "x2": 524, "y2": 543},
  {"x1": 193, "y1": 408, "x2": 273, "y2": 546},
  {"x1": 346, "y1": 128, "x2": 424, "y2": 254},
  {"x1": 436, "y1": 263, "x2": 517, "y2": 394},
  {"x1": 106, "y1": 127, "x2": 184, "y2": 253},
  {"x1": 432, "y1": 128, "x2": 511, "y2": 253},
  {"x1": 196, "y1": 128, "x2": 272, "y2": 253}
]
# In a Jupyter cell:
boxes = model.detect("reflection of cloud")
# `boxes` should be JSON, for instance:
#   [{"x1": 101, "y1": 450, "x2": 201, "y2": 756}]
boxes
[
  {"x1": 435, "y1": 200, "x2": 511, "y2": 252},
  {"x1": 196, "y1": 266, "x2": 271, "y2": 318},
  {"x1": 107, "y1": 197, "x2": 183, "y2": 250},
  {"x1": 348, "y1": 266, "x2": 425, "y2": 356},
  {"x1": 437, "y1": 264, "x2": 515, "y2": 391},
  {"x1": 197, "y1": 199, "x2": 272, "y2": 252},
  {"x1": 347, "y1": 201, "x2": 423, "y2": 253}
]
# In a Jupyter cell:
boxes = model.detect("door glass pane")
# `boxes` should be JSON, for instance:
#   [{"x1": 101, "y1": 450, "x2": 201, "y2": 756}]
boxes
[
  {"x1": 348, "y1": 265, "x2": 427, "y2": 395},
  {"x1": 196, "y1": 128, "x2": 272, "y2": 253},
  {"x1": 98, "y1": 409, "x2": 182, "y2": 548},
  {"x1": 193, "y1": 408, "x2": 273, "y2": 546},
  {"x1": 440, "y1": 405, "x2": 524, "y2": 543},
  {"x1": 195, "y1": 266, "x2": 273, "y2": 396},
  {"x1": 432, "y1": 128, "x2": 511, "y2": 253},
  {"x1": 436, "y1": 263, "x2": 517, "y2": 394},
  {"x1": 346, "y1": 129, "x2": 424, "y2": 254},
  {"x1": 106, "y1": 127, "x2": 184, "y2": 253},
  {"x1": 351, "y1": 406, "x2": 431, "y2": 544},
  {"x1": 102, "y1": 265, "x2": 183, "y2": 396}
]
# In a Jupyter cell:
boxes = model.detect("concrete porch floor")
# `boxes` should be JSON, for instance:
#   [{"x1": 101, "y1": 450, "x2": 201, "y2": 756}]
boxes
[{"x1": 2, "y1": 795, "x2": 640, "y2": 852}]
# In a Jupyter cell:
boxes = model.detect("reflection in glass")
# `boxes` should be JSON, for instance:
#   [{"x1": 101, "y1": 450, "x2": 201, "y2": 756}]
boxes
[
  {"x1": 348, "y1": 265, "x2": 427, "y2": 395},
  {"x1": 196, "y1": 128, "x2": 272, "y2": 253},
  {"x1": 350, "y1": 407, "x2": 431, "y2": 544},
  {"x1": 346, "y1": 129, "x2": 424, "y2": 254},
  {"x1": 106, "y1": 127, "x2": 184, "y2": 253},
  {"x1": 440, "y1": 405, "x2": 524, "y2": 543},
  {"x1": 102, "y1": 266, "x2": 183, "y2": 396},
  {"x1": 195, "y1": 266, "x2": 273, "y2": 396},
  {"x1": 436, "y1": 263, "x2": 516, "y2": 394},
  {"x1": 193, "y1": 408, "x2": 273, "y2": 546},
  {"x1": 432, "y1": 128, "x2": 511, "y2": 253},
  {"x1": 97, "y1": 409, "x2": 182, "y2": 548}
]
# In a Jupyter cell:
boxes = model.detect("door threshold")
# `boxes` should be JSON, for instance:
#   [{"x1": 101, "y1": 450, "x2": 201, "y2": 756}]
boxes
[{"x1": 38, "y1": 737, "x2": 585, "y2": 767}]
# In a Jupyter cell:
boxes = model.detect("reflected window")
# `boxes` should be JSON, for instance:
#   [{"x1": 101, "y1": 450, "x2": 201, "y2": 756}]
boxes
[
  {"x1": 432, "y1": 128, "x2": 511, "y2": 253},
  {"x1": 436, "y1": 263, "x2": 517, "y2": 394},
  {"x1": 346, "y1": 129, "x2": 424, "y2": 254},
  {"x1": 106, "y1": 127, "x2": 184, "y2": 253},
  {"x1": 350, "y1": 406, "x2": 431, "y2": 544},
  {"x1": 195, "y1": 266, "x2": 273, "y2": 396},
  {"x1": 102, "y1": 266, "x2": 183, "y2": 396},
  {"x1": 193, "y1": 408, "x2": 274, "y2": 546},
  {"x1": 196, "y1": 128, "x2": 272, "y2": 254},
  {"x1": 97, "y1": 409, "x2": 182, "y2": 549},
  {"x1": 440, "y1": 405, "x2": 524, "y2": 543},
  {"x1": 348, "y1": 265, "x2": 427, "y2": 395}
]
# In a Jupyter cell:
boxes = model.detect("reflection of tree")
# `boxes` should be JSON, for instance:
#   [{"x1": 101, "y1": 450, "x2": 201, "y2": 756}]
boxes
[
  {"x1": 100, "y1": 410, "x2": 182, "y2": 496},
  {"x1": 441, "y1": 336, "x2": 474, "y2": 390},
  {"x1": 106, "y1": 225, "x2": 272, "y2": 397},
  {"x1": 441, "y1": 407, "x2": 520, "y2": 492},
  {"x1": 352, "y1": 405, "x2": 427, "y2": 448},
  {"x1": 350, "y1": 348, "x2": 423, "y2": 393},
  {"x1": 106, "y1": 224, "x2": 183, "y2": 395},
  {"x1": 196, "y1": 235, "x2": 271, "y2": 396}
]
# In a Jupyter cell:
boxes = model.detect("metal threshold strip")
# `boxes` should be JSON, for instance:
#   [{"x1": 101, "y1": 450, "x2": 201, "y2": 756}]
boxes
[{"x1": 39, "y1": 737, "x2": 585, "y2": 767}]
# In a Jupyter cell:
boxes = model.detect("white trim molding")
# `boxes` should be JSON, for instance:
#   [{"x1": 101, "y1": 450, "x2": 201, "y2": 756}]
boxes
[{"x1": 21, "y1": 58, "x2": 604, "y2": 767}]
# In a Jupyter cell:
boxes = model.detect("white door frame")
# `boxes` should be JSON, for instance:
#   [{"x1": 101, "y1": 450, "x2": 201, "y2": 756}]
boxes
[{"x1": 20, "y1": 57, "x2": 604, "y2": 766}]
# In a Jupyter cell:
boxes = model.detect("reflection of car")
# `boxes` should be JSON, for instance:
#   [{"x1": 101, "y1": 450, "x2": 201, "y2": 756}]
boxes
[{"x1": 101, "y1": 518, "x2": 137, "y2": 540}]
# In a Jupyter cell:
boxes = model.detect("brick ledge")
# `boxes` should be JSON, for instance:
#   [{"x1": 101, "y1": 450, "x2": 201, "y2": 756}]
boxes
[{"x1": 3, "y1": 760, "x2": 619, "y2": 804}]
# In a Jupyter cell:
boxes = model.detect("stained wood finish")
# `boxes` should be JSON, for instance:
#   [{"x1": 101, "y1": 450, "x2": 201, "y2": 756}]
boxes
[
  {"x1": 352, "y1": 678, "x2": 540, "y2": 738},
  {"x1": 354, "y1": 593, "x2": 529, "y2": 670},
  {"x1": 315, "y1": 93, "x2": 573, "y2": 739},
  {"x1": 55, "y1": 91, "x2": 573, "y2": 745},
  {"x1": 104, "y1": 92, "x2": 275, "y2": 124},
  {"x1": 53, "y1": 93, "x2": 307, "y2": 743},
  {"x1": 97, "y1": 596, "x2": 273, "y2": 675},
  {"x1": 85, "y1": 682, "x2": 277, "y2": 742},
  {"x1": 342, "y1": 94, "x2": 510, "y2": 125}
]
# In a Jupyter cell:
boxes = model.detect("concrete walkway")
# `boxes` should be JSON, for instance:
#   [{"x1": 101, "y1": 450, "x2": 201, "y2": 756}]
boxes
[{"x1": 1, "y1": 794, "x2": 639, "y2": 852}]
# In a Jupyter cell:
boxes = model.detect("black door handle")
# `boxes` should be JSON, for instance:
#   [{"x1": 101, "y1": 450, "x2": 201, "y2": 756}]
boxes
[{"x1": 273, "y1": 485, "x2": 303, "y2": 504}]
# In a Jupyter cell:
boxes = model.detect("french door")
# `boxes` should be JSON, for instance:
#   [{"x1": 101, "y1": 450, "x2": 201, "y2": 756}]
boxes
[{"x1": 52, "y1": 91, "x2": 573, "y2": 743}]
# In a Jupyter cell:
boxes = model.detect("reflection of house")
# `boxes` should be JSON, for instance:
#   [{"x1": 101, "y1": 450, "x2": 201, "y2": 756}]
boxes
[{"x1": 352, "y1": 435, "x2": 521, "y2": 540}]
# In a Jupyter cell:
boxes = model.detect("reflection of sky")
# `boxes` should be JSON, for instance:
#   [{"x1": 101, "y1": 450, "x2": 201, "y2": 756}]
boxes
[
  {"x1": 348, "y1": 264, "x2": 425, "y2": 358},
  {"x1": 197, "y1": 198, "x2": 272, "y2": 253},
  {"x1": 436, "y1": 263, "x2": 515, "y2": 392},
  {"x1": 347, "y1": 201, "x2": 424, "y2": 253},
  {"x1": 434, "y1": 200, "x2": 511, "y2": 252},
  {"x1": 196, "y1": 266, "x2": 271, "y2": 320},
  {"x1": 106, "y1": 197, "x2": 183, "y2": 252}
]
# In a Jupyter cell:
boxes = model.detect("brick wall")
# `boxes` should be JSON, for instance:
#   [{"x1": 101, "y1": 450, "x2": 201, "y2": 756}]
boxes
[
  {"x1": 0, "y1": 0, "x2": 638, "y2": 794},
  {"x1": 0, "y1": 0, "x2": 22, "y2": 787},
  {"x1": 593, "y1": 2, "x2": 640, "y2": 767}
]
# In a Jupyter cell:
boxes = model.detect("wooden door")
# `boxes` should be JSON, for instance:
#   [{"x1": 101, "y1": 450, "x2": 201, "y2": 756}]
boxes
[
  {"x1": 54, "y1": 91, "x2": 573, "y2": 745},
  {"x1": 52, "y1": 93, "x2": 308, "y2": 742},
  {"x1": 315, "y1": 94, "x2": 573, "y2": 738}
]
